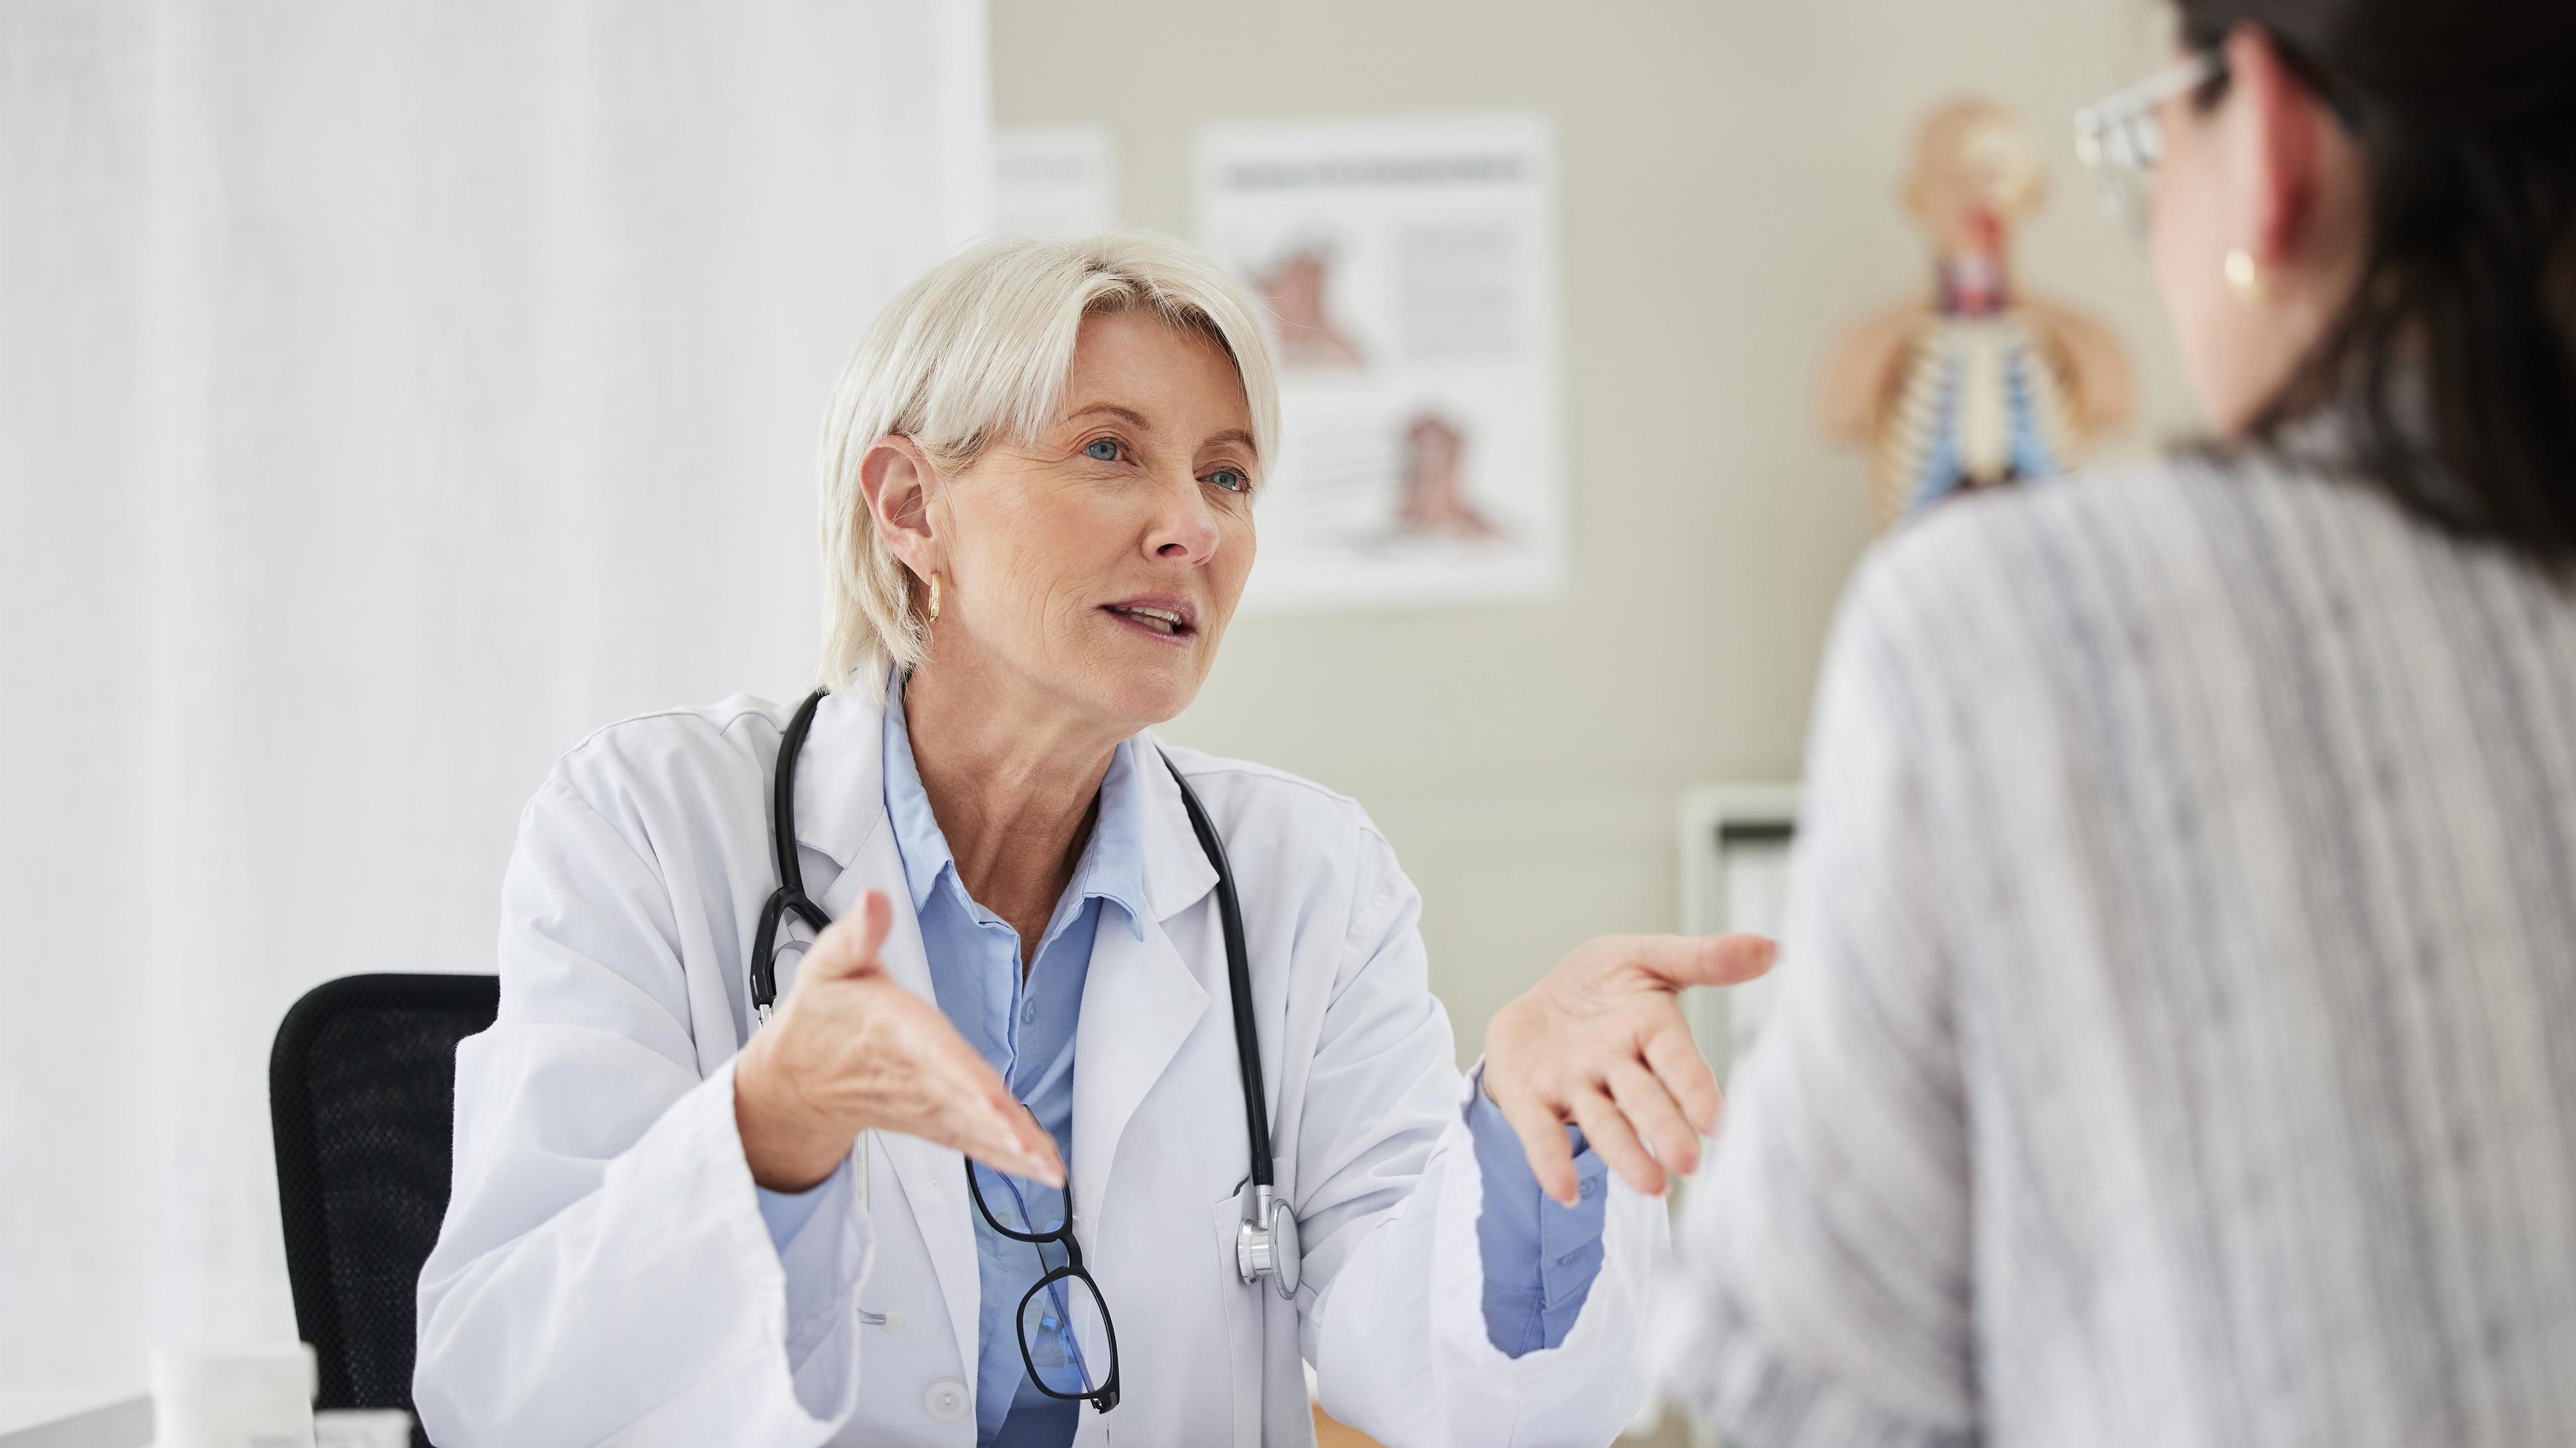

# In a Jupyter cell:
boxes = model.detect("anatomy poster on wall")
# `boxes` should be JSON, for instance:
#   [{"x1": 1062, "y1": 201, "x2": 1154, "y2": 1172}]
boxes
[{"x1": 1193, "y1": 113, "x2": 1564, "y2": 611}]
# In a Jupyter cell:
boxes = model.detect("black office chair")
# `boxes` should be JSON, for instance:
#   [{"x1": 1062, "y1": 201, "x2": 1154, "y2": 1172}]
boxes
[{"x1": 269, "y1": 972, "x2": 497, "y2": 1447}]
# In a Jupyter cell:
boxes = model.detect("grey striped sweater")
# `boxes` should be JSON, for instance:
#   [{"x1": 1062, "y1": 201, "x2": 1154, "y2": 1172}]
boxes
[{"x1": 1657, "y1": 456, "x2": 2576, "y2": 1446}]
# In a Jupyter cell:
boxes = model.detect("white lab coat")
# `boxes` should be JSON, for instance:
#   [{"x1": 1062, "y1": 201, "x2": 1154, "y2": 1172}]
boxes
[{"x1": 415, "y1": 689, "x2": 1664, "y2": 1447}]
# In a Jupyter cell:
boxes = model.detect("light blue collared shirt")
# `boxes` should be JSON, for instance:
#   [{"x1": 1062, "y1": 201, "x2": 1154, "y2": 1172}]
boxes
[{"x1": 757, "y1": 682, "x2": 1605, "y2": 1444}]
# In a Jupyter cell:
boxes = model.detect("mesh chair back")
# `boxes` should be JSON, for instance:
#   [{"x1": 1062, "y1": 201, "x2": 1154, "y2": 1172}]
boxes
[{"x1": 270, "y1": 972, "x2": 497, "y2": 1441}]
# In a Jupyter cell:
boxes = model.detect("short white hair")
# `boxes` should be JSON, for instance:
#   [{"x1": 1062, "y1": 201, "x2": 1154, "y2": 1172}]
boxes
[{"x1": 815, "y1": 232, "x2": 1281, "y2": 693}]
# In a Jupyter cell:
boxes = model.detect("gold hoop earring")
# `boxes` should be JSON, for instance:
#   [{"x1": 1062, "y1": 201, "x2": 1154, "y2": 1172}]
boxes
[
  {"x1": 926, "y1": 571, "x2": 942, "y2": 624},
  {"x1": 2225, "y1": 247, "x2": 2273, "y2": 306}
]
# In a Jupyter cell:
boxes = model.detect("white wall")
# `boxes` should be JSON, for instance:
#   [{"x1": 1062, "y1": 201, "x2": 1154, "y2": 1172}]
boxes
[{"x1": 991, "y1": 0, "x2": 2199, "y2": 1059}]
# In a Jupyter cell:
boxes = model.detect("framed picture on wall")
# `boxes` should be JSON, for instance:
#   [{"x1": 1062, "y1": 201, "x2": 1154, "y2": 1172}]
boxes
[{"x1": 1193, "y1": 112, "x2": 1567, "y2": 613}]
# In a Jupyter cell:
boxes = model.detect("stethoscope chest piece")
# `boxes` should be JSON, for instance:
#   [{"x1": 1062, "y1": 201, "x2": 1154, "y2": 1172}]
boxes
[{"x1": 1237, "y1": 1184, "x2": 1301, "y2": 1300}]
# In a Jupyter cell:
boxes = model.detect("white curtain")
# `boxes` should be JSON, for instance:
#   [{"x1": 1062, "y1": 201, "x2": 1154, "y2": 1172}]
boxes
[{"x1": 0, "y1": 0, "x2": 989, "y2": 1405}]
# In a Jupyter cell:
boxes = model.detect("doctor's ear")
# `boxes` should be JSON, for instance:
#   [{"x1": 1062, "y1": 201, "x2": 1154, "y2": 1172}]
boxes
[{"x1": 857, "y1": 433, "x2": 944, "y2": 577}]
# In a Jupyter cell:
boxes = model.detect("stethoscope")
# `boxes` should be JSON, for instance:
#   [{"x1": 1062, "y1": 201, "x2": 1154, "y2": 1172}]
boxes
[{"x1": 746, "y1": 688, "x2": 1302, "y2": 1301}]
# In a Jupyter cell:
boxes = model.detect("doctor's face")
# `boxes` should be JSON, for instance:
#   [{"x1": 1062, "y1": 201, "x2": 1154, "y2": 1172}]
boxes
[{"x1": 929, "y1": 311, "x2": 1259, "y2": 731}]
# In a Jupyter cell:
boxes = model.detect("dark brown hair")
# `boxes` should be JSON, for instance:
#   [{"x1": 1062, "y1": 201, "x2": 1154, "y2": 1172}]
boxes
[{"x1": 2177, "y1": 0, "x2": 2576, "y2": 565}]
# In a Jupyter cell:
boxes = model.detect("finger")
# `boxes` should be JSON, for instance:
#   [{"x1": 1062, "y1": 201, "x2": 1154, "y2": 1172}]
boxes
[
  {"x1": 993, "y1": 1095, "x2": 1067, "y2": 1185},
  {"x1": 942, "y1": 1084, "x2": 1062, "y2": 1186},
  {"x1": 951, "y1": 1105, "x2": 1055, "y2": 1184},
  {"x1": 1568, "y1": 1087, "x2": 1666, "y2": 1197},
  {"x1": 810, "y1": 890, "x2": 895, "y2": 979},
  {"x1": 1489, "y1": 1076, "x2": 1581, "y2": 1206},
  {"x1": 1627, "y1": 932, "x2": 1776, "y2": 989},
  {"x1": 937, "y1": 1045, "x2": 1065, "y2": 1186},
  {"x1": 1642, "y1": 1015, "x2": 1724, "y2": 1135},
  {"x1": 1605, "y1": 1059, "x2": 1701, "y2": 1178},
  {"x1": 957, "y1": 1109, "x2": 1065, "y2": 1187}
]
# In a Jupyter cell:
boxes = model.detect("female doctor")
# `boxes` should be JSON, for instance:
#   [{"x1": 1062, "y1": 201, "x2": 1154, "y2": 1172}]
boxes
[{"x1": 413, "y1": 233, "x2": 1771, "y2": 1448}]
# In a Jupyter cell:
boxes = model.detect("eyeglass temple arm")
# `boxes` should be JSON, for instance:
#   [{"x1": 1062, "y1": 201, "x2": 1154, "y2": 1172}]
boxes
[{"x1": 2076, "y1": 48, "x2": 2226, "y2": 153}]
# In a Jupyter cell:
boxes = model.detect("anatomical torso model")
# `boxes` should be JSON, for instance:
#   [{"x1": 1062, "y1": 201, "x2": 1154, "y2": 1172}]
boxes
[{"x1": 1823, "y1": 97, "x2": 2134, "y2": 532}]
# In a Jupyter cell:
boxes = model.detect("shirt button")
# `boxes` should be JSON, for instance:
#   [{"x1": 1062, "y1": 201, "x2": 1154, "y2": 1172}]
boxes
[
  {"x1": 1558, "y1": 1250, "x2": 1582, "y2": 1266},
  {"x1": 1578, "y1": 1177, "x2": 1597, "y2": 1199},
  {"x1": 1022, "y1": 998, "x2": 1038, "y2": 1025},
  {"x1": 923, "y1": 1378, "x2": 970, "y2": 1422}
]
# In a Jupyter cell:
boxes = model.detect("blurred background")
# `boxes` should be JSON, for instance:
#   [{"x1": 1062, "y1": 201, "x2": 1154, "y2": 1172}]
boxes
[{"x1": 1, "y1": 0, "x2": 2193, "y2": 1431}]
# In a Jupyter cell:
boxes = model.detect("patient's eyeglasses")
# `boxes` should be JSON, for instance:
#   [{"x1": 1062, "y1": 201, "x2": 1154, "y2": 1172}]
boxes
[
  {"x1": 2074, "y1": 50, "x2": 2226, "y2": 238},
  {"x1": 966, "y1": 1149, "x2": 1121, "y2": 1414}
]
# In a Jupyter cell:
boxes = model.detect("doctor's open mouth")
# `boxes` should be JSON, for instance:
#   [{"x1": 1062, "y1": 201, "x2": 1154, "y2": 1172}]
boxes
[{"x1": 1102, "y1": 598, "x2": 1198, "y2": 641}]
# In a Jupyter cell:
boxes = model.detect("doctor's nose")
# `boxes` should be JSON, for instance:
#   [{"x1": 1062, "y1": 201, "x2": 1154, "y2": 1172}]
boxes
[{"x1": 1144, "y1": 484, "x2": 1222, "y2": 566}]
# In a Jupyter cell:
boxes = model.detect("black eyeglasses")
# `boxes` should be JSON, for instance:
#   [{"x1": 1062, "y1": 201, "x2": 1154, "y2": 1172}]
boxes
[{"x1": 965, "y1": 1153, "x2": 1121, "y2": 1414}]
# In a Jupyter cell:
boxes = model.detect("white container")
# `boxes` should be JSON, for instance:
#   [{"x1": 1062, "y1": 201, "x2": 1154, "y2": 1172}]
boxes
[
  {"x1": 150, "y1": 1345, "x2": 317, "y2": 1448},
  {"x1": 313, "y1": 1409, "x2": 413, "y2": 1448}
]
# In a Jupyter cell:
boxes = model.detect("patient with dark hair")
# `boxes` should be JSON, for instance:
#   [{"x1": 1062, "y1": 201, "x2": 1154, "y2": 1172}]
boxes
[{"x1": 1658, "y1": 0, "x2": 2576, "y2": 1443}]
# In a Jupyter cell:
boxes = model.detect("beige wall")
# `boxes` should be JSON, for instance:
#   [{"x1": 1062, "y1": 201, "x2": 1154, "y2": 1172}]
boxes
[{"x1": 991, "y1": 0, "x2": 2198, "y2": 1062}]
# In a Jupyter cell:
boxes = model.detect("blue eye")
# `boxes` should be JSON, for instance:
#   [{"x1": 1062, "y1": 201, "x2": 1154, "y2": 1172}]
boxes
[
  {"x1": 1207, "y1": 468, "x2": 1250, "y2": 494},
  {"x1": 1084, "y1": 438, "x2": 1121, "y2": 462}
]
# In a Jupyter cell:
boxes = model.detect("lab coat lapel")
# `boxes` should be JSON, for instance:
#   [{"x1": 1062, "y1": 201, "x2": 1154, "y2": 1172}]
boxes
[
  {"x1": 1069, "y1": 739, "x2": 1222, "y2": 1237},
  {"x1": 1071, "y1": 913, "x2": 1210, "y2": 1239},
  {"x1": 806, "y1": 716, "x2": 981, "y2": 1390},
  {"x1": 870, "y1": 897, "x2": 983, "y2": 1391},
  {"x1": 790, "y1": 687, "x2": 890, "y2": 874}
]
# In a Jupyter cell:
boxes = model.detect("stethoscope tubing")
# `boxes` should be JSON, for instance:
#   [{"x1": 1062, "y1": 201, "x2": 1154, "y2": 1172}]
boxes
[
  {"x1": 748, "y1": 689, "x2": 833, "y2": 1021},
  {"x1": 1166, "y1": 751, "x2": 1275, "y2": 1188}
]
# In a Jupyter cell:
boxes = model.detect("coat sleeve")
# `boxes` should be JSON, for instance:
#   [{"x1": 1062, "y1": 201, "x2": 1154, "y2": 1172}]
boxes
[
  {"x1": 1295, "y1": 830, "x2": 1668, "y2": 1448},
  {"x1": 413, "y1": 769, "x2": 875, "y2": 1448}
]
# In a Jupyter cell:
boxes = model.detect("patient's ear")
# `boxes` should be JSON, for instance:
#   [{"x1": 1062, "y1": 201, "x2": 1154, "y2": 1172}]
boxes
[
  {"x1": 2221, "y1": 24, "x2": 2334, "y2": 269},
  {"x1": 858, "y1": 435, "x2": 942, "y2": 578}
]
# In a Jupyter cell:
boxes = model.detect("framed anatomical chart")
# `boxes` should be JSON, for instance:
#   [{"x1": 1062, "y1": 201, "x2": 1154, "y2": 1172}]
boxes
[{"x1": 1194, "y1": 113, "x2": 1566, "y2": 612}]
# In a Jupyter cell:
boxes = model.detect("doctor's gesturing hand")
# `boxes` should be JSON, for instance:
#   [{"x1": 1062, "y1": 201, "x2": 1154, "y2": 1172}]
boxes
[
  {"x1": 1483, "y1": 932, "x2": 1778, "y2": 1204},
  {"x1": 732, "y1": 888, "x2": 1066, "y2": 1193}
]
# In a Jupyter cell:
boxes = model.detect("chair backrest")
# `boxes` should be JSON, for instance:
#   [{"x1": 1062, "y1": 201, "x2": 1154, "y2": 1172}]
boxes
[{"x1": 269, "y1": 972, "x2": 497, "y2": 1437}]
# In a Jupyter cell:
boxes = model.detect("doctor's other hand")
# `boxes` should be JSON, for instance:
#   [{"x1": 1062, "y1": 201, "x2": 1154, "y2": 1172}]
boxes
[
  {"x1": 733, "y1": 889, "x2": 1066, "y2": 1193},
  {"x1": 1482, "y1": 932, "x2": 1776, "y2": 1205}
]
